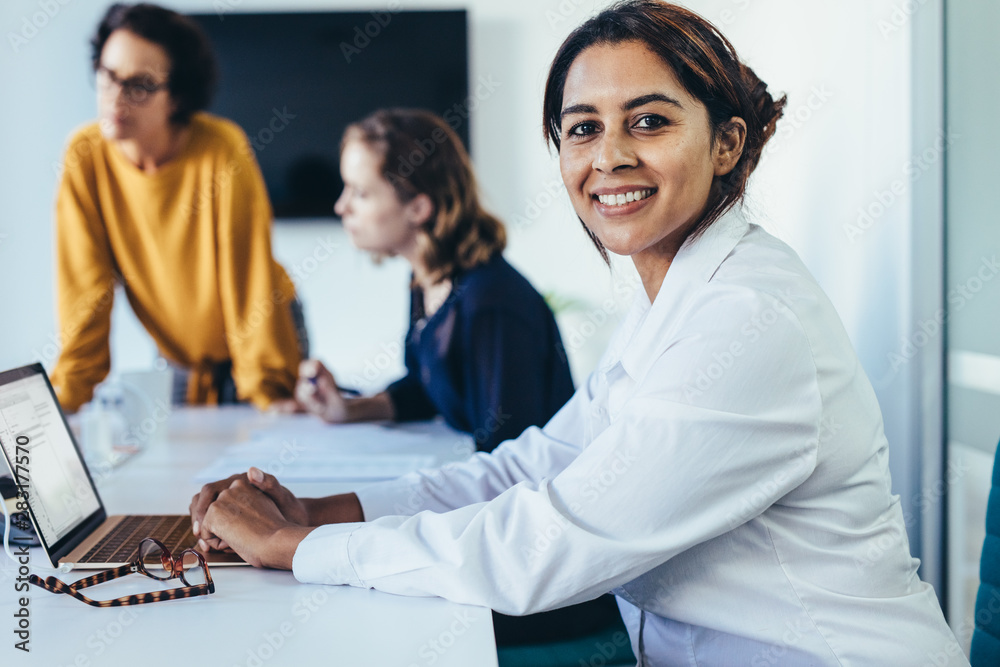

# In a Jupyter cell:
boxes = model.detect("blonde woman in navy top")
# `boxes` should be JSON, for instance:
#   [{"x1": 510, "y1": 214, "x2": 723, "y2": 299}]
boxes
[{"x1": 291, "y1": 109, "x2": 574, "y2": 454}]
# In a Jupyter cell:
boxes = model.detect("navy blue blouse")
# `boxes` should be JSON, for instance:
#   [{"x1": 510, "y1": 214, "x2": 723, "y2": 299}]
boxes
[{"x1": 385, "y1": 254, "x2": 574, "y2": 452}]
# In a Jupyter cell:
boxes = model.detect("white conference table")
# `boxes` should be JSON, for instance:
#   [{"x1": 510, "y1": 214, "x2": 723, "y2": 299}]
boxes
[{"x1": 1, "y1": 406, "x2": 498, "y2": 667}]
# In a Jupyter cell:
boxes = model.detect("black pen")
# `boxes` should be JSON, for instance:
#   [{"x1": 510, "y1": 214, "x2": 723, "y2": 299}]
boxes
[{"x1": 304, "y1": 371, "x2": 360, "y2": 396}]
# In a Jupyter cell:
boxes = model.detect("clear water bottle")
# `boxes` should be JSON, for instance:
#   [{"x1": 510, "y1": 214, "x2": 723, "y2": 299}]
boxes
[
  {"x1": 80, "y1": 383, "x2": 129, "y2": 466},
  {"x1": 104, "y1": 391, "x2": 131, "y2": 457},
  {"x1": 80, "y1": 394, "x2": 113, "y2": 466}
]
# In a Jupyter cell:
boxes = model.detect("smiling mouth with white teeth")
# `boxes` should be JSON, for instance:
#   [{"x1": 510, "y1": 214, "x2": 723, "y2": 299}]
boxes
[{"x1": 595, "y1": 189, "x2": 656, "y2": 206}]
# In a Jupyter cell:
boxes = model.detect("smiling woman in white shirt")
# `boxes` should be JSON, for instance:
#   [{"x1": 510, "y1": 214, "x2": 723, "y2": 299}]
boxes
[{"x1": 191, "y1": 1, "x2": 965, "y2": 664}]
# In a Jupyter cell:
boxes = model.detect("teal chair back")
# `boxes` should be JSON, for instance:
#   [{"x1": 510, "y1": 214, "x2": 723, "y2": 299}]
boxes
[{"x1": 971, "y1": 440, "x2": 1000, "y2": 665}]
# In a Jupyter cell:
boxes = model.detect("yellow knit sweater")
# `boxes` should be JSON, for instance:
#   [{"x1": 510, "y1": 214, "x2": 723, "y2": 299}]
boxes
[{"x1": 51, "y1": 113, "x2": 300, "y2": 411}]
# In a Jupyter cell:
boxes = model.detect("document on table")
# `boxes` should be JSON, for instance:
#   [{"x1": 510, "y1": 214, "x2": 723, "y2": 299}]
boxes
[{"x1": 194, "y1": 421, "x2": 446, "y2": 483}]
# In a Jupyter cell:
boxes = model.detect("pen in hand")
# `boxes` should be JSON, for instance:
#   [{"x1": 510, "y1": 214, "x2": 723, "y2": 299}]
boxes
[
  {"x1": 297, "y1": 359, "x2": 358, "y2": 423},
  {"x1": 301, "y1": 362, "x2": 361, "y2": 397}
]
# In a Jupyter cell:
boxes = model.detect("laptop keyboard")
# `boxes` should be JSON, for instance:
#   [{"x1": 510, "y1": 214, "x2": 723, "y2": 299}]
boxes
[{"x1": 80, "y1": 515, "x2": 196, "y2": 564}]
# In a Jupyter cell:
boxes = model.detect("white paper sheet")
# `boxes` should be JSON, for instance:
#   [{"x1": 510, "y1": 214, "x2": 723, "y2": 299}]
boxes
[
  {"x1": 194, "y1": 420, "x2": 451, "y2": 483},
  {"x1": 194, "y1": 453, "x2": 436, "y2": 483}
]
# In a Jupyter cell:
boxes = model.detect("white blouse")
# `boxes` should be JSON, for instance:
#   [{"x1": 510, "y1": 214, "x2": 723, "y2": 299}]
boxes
[{"x1": 293, "y1": 208, "x2": 966, "y2": 666}]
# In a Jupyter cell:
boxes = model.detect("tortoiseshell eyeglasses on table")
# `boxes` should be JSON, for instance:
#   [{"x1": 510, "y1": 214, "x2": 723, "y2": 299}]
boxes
[{"x1": 29, "y1": 537, "x2": 215, "y2": 607}]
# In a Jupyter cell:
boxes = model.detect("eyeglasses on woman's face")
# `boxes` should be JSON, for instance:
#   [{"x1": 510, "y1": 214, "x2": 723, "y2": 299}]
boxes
[{"x1": 95, "y1": 64, "x2": 169, "y2": 106}]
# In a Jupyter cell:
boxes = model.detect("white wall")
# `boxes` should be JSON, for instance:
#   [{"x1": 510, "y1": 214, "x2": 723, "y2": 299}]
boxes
[{"x1": 0, "y1": 0, "x2": 939, "y2": 578}]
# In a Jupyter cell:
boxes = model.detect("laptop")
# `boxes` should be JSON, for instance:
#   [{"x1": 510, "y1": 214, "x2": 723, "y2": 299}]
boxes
[{"x1": 0, "y1": 363, "x2": 245, "y2": 569}]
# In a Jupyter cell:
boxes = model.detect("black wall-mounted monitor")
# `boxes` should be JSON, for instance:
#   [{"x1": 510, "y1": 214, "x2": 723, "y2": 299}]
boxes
[{"x1": 189, "y1": 10, "x2": 469, "y2": 220}]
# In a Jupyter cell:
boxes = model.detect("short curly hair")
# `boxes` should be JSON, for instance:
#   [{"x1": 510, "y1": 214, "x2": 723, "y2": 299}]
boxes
[
  {"x1": 91, "y1": 3, "x2": 217, "y2": 125},
  {"x1": 342, "y1": 109, "x2": 507, "y2": 284}
]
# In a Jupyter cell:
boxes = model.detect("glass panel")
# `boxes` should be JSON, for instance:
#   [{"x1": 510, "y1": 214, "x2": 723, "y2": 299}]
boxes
[{"x1": 946, "y1": 442, "x2": 993, "y2": 653}]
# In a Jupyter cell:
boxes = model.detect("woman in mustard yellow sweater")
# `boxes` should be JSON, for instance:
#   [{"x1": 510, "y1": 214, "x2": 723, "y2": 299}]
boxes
[{"x1": 51, "y1": 3, "x2": 302, "y2": 412}]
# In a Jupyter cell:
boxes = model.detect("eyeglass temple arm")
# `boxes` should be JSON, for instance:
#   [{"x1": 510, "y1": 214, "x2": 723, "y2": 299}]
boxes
[
  {"x1": 29, "y1": 574, "x2": 123, "y2": 607},
  {"x1": 29, "y1": 574, "x2": 214, "y2": 606},
  {"x1": 64, "y1": 564, "x2": 135, "y2": 591}
]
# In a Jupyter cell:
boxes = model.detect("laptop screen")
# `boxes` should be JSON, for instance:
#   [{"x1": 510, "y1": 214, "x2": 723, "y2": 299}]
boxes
[{"x1": 0, "y1": 365, "x2": 102, "y2": 549}]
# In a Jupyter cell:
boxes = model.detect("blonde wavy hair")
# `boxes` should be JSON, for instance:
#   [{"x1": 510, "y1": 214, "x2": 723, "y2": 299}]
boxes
[{"x1": 341, "y1": 109, "x2": 506, "y2": 283}]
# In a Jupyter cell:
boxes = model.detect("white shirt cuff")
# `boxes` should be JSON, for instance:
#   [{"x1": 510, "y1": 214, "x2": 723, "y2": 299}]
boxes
[
  {"x1": 292, "y1": 523, "x2": 365, "y2": 586},
  {"x1": 354, "y1": 474, "x2": 423, "y2": 520}
]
